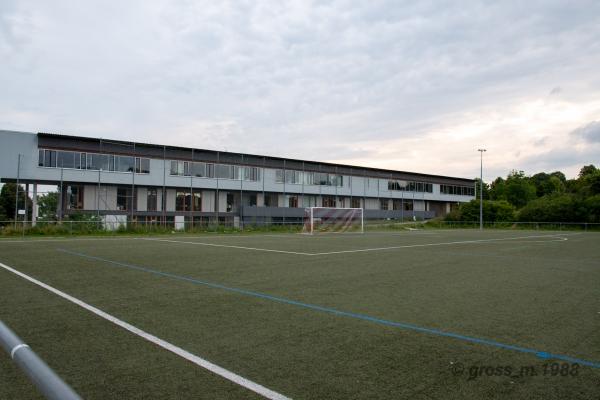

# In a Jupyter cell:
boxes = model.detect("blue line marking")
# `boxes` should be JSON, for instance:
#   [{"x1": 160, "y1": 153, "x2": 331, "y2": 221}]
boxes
[{"x1": 56, "y1": 248, "x2": 600, "y2": 369}]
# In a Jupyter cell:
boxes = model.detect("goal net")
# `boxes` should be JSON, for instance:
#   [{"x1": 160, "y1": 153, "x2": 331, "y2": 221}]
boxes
[{"x1": 302, "y1": 207, "x2": 364, "y2": 234}]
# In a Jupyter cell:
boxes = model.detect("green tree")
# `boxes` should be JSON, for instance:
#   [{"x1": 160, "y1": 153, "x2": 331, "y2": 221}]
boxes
[
  {"x1": 474, "y1": 178, "x2": 490, "y2": 200},
  {"x1": 578, "y1": 164, "x2": 597, "y2": 178},
  {"x1": 0, "y1": 183, "x2": 32, "y2": 221},
  {"x1": 37, "y1": 191, "x2": 59, "y2": 221},
  {"x1": 488, "y1": 177, "x2": 507, "y2": 201},
  {"x1": 531, "y1": 172, "x2": 564, "y2": 197},
  {"x1": 584, "y1": 195, "x2": 600, "y2": 222},
  {"x1": 447, "y1": 199, "x2": 516, "y2": 222},
  {"x1": 517, "y1": 194, "x2": 587, "y2": 222},
  {"x1": 504, "y1": 170, "x2": 537, "y2": 208}
]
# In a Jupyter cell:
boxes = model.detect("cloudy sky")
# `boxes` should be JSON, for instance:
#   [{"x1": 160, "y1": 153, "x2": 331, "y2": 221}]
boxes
[{"x1": 1, "y1": 1, "x2": 599, "y2": 180}]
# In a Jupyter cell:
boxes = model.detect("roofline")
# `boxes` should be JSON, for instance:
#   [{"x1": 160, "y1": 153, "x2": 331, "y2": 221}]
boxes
[{"x1": 36, "y1": 131, "x2": 475, "y2": 184}]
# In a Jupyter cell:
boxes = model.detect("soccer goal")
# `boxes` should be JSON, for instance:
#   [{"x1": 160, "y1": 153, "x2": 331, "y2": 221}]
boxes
[{"x1": 302, "y1": 207, "x2": 364, "y2": 234}]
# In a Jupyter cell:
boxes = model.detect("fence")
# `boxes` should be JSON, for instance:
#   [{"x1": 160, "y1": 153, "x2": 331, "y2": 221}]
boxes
[{"x1": 1, "y1": 218, "x2": 599, "y2": 236}]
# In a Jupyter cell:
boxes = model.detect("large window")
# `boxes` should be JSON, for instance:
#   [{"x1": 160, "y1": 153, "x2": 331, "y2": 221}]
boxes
[
  {"x1": 276, "y1": 170, "x2": 342, "y2": 187},
  {"x1": 117, "y1": 188, "x2": 132, "y2": 211},
  {"x1": 322, "y1": 196, "x2": 336, "y2": 207},
  {"x1": 288, "y1": 196, "x2": 299, "y2": 208},
  {"x1": 441, "y1": 184, "x2": 475, "y2": 196},
  {"x1": 147, "y1": 189, "x2": 158, "y2": 211},
  {"x1": 136, "y1": 157, "x2": 150, "y2": 174},
  {"x1": 175, "y1": 191, "x2": 201, "y2": 211},
  {"x1": 380, "y1": 199, "x2": 389, "y2": 210},
  {"x1": 38, "y1": 148, "x2": 149, "y2": 173},
  {"x1": 351, "y1": 198, "x2": 361, "y2": 208},
  {"x1": 387, "y1": 181, "x2": 434, "y2": 193},
  {"x1": 170, "y1": 161, "x2": 258, "y2": 181}
]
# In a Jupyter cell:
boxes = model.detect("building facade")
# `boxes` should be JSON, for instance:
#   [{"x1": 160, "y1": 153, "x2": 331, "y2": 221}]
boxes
[{"x1": 0, "y1": 130, "x2": 475, "y2": 227}]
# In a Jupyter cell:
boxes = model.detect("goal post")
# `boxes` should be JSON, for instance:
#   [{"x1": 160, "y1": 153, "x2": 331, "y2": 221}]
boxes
[{"x1": 302, "y1": 207, "x2": 364, "y2": 234}]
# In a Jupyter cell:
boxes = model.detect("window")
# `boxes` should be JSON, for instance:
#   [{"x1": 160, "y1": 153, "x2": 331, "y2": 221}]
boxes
[
  {"x1": 322, "y1": 196, "x2": 336, "y2": 207},
  {"x1": 264, "y1": 193, "x2": 278, "y2": 207},
  {"x1": 380, "y1": 199, "x2": 389, "y2": 210},
  {"x1": 44, "y1": 150, "x2": 57, "y2": 168},
  {"x1": 285, "y1": 170, "x2": 301, "y2": 184},
  {"x1": 303, "y1": 172, "x2": 314, "y2": 185},
  {"x1": 247, "y1": 194, "x2": 257, "y2": 206},
  {"x1": 192, "y1": 192, "x2": 201, "y2": 211},
  {"x1": 351, "y1": 198, "x2": 361, "y2": 208},
  {"x1": 275, "y1": 169, "x2": 285, "y2": 183},
  {"x1": 392, "y1": 199, "x2": 402, "y2": 210},
  {"x1": 88, "y1": 153, "x2": 110, "y2": 171},
  {"x1": 67, "y1": 186, "x2": 83, "y2": 210},
  {"x1": 115, "y1": 156, "x2": 135, "y2": 172},
  {"x1": 226, "y1": 193, "x2": 234, "y2": 212},
  {"x1": 170, "y1": 160, "x2": 187, "y2": 176},
  {"x1": 56, "y1": 151, "x2": 75, "y2": 169},
  {"x1": 38, "y1": 149, "x2": 44, "y2": 166},
  {"x1": 191, "y1": 162, "x2": 206, "y2": 177},
  {"x1": 117, "y1": 188, "x2": 131, "y2": 211},
  {"x1": 404, "y1": 200, "x2": 413, "y2": 211},
  {"x1": 147, "y1": 189, "x2": 157, "y2": 211},
  {"x1": 216, "y1": 164, "x2": 235, "y2": 179},
  {"x1": 243, "y1": 167, "x2": 259, "y2": 181},
  {"x1": 136, "y1": 157, "x2": 150, "y2": 174},
  {"x1": 302, "y1": 195, "x2": 317, "y2": 207},
  {"x1": 288, "y1": 196, "x2": 298, "y2": 208},
  {"x1": 176, "y1": 191, "x2": 190, "y2": 211}
]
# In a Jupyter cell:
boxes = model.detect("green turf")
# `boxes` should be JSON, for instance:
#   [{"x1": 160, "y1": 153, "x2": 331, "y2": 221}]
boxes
[{"x1": 1, "y1": 229, "x2": 599, "y2": 399}]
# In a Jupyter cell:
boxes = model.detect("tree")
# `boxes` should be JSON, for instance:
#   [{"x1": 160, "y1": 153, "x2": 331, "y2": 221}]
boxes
[
  {"x1": 474, "y1": 178, "x2": 490, "y2": 200},
  {"x1": 531, "y1": 172, "x2": 564, "y2": 197},
  {"x1": 489, "y1": 177, "x2": 507, "y2": 201},
  {"x1": 0, "y1": 183, "x2": 32, "y2": 221},
  {"x1": 517, "y1": 194, "x2": 587, "y2": 222},
  {"x1": 37, "y1": 191, "x2": 59, "y2": 221},
  {"x1": 504, "y1": 170, "x2": 537, "y2": 208},
  {"x1": 578, "y1": 165, "x2": 597, "y2": 178},
  {"x1": 447, "y1": 199, "x2": 516, "y2": 222}
]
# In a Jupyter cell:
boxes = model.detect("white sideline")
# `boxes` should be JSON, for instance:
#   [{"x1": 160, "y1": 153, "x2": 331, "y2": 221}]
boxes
[
  {"x1": 139, "y1": 238, "x2": 313, "y2": 256},
  {"x1": 144, "y1": 234, "x2": 570, "y2": 256},
  {"x1": 0, "y1": 261, "x2": 292, "y2": 400},
  {"x1": 309, "y1": 234, "x2": 571, "y2": 255}
]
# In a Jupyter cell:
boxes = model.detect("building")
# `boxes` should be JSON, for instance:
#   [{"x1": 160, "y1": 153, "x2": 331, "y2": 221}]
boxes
[{"x1": 0, "y1": 130, "x2": 475, "y2": 227}]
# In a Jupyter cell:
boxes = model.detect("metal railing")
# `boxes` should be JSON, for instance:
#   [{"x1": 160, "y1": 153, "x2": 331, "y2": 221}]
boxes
[{"x1": 0, "y1": 321, "x2": 82, "y2": 400}]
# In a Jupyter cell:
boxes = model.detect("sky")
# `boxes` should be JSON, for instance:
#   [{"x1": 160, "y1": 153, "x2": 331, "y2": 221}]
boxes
[{"x1": 1, "y1": 1, "x2": 599, "y2": 181}]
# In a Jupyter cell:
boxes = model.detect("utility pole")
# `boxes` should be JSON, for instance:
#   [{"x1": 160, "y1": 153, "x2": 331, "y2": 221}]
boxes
[{"x1": 478, "y1": 149, "x2": 486, "y2": 230}]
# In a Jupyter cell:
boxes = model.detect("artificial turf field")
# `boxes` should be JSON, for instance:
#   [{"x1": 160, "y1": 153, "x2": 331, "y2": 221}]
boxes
[{"x1": 0, "y1": 229, "x2": 599, "y2": 399}]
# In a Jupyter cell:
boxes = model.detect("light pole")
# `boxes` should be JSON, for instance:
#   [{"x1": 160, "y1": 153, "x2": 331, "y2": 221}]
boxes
[{"x1": 478, "y1": 149, "x2": 486, "y2": 230}]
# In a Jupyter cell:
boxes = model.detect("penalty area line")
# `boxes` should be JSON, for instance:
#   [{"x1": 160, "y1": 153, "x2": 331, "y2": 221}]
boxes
[{"x1": 0, "y1": 261, "x2": 292, "y2": 400}]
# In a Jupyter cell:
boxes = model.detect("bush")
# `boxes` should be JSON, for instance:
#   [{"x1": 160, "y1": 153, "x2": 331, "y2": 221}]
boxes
[
  {"x1": 517, "y1": 194, "x2": 588, "y2": 222},
  {"x1": 446, "y1": 200, "x2": 516, "y2": 222}
]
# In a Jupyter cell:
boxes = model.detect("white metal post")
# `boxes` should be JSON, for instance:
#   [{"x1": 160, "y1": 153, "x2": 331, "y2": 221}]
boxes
[
  {"x1": 478, "y1": 149, "x2": 486, "y2": 230},
  {"x1": 361, "y1": 208, "x2": 364, "y2": 233}
]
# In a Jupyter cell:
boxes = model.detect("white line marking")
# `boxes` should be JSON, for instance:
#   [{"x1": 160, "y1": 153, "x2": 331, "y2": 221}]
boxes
[
  {"x1": 0, "y1": 262, "x2": 292, "y2": 400},
  {"x1": 139, "y1": 238, "x2": 313, "y2": 256},
  {"x1": 10, "y1": 343, "x2": 29, "y2": 359},
  {"x1": 142, "y1": 234, "x2": 570, "y2": 257},
  {"x1": 309, "y1": 234, "x2": 570, "y2": 255}
]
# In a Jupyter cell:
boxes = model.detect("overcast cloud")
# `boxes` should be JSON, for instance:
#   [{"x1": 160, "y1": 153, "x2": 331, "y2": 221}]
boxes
[{"x1": 1, "y1": 1, "x2": 599, "y2": 180}]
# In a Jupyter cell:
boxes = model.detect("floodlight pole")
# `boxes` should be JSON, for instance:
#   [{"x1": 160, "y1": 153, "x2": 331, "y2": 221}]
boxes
[{"x1": 478, "y1": 149, "x2": 486, "y2": 230}]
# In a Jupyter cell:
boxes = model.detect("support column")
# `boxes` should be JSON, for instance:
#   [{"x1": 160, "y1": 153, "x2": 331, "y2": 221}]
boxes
[{"x1": 32, "y1": 184, "x2": 38, "y2": 227}]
